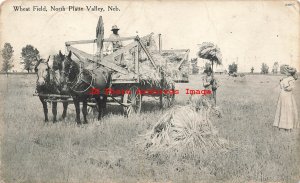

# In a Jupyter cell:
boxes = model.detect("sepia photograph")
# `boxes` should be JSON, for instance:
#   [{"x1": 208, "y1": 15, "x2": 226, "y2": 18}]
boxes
[{"x1": 0, "y1": 0, "x2": 299, "y2": 182}]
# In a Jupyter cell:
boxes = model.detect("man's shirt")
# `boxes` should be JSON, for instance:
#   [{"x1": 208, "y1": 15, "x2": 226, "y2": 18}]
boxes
[{"x1": 106, "y1": 33, "x2": 123, "y2": 52}]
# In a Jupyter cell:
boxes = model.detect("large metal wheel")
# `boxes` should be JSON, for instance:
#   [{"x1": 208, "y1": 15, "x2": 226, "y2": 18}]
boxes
[
  {"x1": 123, "y1": 85, "x2": 142, "y2": 117},
  {"x1": 160, "y1": 83, "x2": 175, "y2": 109}
]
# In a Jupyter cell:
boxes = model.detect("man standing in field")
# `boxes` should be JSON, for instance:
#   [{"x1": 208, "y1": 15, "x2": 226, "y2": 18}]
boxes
[{"x1": 203, "y1": 67, "x2": 219, "y2": 106}]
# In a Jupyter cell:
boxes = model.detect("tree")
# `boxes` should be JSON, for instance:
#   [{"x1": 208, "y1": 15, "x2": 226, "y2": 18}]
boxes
[
  {"x1": 272, "y1": 62, "x2": 279, "y2": 74},
  {"x1": 228, "y1": 62, "x2": 238, "y2": 74},
  {"x1": 197, "y1": 42, "x2": 222, "y2": 73},
  {"x1": 21, "y1": 45, "x2": 40, "y2": 73},
  {"x1": 261, "y1": 63, "x2": 269, "y2": 74},
  {"x1": 250, "y1": 66, "x2": 254, "y2": 74},
  {"x1": 1, "y1": 43, "x2": 14, "y2": 73}
]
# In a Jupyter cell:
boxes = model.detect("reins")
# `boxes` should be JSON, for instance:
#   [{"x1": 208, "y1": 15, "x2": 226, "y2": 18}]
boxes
[{"x1": 65, "y1": 59, "x2": 95, "y2": 93}]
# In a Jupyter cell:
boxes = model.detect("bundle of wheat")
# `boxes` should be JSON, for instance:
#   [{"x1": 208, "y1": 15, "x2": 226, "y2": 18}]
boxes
[
  {"x1": 139, "y1": 70, "x2": 174, "y2": 88},
  {"x1": 111, "y1": 35, "x2": 180, "y2": 88},
  {"x1": 111, "y1": 63, "x2": 174, "y2": 88},
  {"x1": 137, "y1": 59, "x2": 175, "y2": 88},
  {"x1": 140, "y1": 95, "x2": 228, "y2": 157},
  {"x1": 139, "y1": 72, "x2": 161, "y2": 87},
  {"x1": 150, "y1": 51, "x2": 189, "y2": 82},
  {"x1": 161, "y1": 51, "x2": 185, "y2": 63}
]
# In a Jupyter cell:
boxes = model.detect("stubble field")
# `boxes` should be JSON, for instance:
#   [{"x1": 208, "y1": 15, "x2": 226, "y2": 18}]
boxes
[{"x1": 0, "y1": 74, "x2": 299, "y2": 183}]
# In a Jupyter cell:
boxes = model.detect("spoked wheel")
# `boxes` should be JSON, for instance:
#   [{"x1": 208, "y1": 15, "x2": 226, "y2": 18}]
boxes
[
  {"x1": 123, "y1": 86, "x2": 142, "y2": 117},
  {"x1": 160, "y1": 83, "x2": 175, "y2": 109}
]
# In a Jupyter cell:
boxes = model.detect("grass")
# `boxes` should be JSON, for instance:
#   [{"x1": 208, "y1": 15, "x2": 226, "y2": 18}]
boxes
[{"x1": 0, "y1": 74, "x2": 299, "y2": 183}]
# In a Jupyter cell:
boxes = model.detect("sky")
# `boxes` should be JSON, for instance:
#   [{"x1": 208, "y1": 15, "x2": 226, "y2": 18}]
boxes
[{"x1": 0, "y1": 0, "x2": 299, "y2": 72}]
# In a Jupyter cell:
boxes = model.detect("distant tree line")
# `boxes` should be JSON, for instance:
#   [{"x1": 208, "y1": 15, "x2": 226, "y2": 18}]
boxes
[
  {"x1": 0, "y1": 42, "x2": 286, "y2": 76},
  {"x1": 226, "y1": 61, "x2": 280, "y2": 75},
  {"x1": 1, "y1": 43, "x2": 40, "y2": 73},
  {"x1": 228, "y1": 62, "x2": 238, "y2": 74}
]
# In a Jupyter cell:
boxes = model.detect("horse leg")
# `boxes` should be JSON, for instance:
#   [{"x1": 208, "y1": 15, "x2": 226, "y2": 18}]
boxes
[
  {"x1": 73, "y1": 98, "x2": 81, "y2": 124},
  {"x1": 82, "y1": 98, "x2": 88, "y2": 124},
  {"x1": 62, "y1": 100, "x2": 68, "y2": 119},
  {"x1": 102, "y1": 95, "x2": 107, "y2": 115},
  {"x1": 39, "y1": 97, "x2": 48, "y2": 122},
  {"x1": 52, "y1": 102, "x2": 57, "y2": 123},
  {"x1": 95, "y1": 96, "x2": 102, "y2": 121}
]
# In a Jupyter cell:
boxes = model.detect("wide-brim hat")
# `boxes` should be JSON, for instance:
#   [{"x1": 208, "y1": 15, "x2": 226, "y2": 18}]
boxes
[{"x1": 111, "y1": 25, "x2": 120, "y2": 31}]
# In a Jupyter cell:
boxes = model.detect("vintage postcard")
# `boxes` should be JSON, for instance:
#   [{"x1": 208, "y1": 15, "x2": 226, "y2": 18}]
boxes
[{"x1": 0, "y1": 0, "x2": 299, "y2": 182}]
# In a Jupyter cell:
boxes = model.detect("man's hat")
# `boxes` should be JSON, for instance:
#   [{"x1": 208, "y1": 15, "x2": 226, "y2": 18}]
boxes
[{"x1": 111, "y1": 25, "x2": 120, "y2": 31}]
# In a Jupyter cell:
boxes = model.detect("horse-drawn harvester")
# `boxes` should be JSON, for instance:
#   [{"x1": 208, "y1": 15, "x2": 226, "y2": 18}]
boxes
[{"x1": 34, "y1": 16, "x2": 190, "y2": 118}]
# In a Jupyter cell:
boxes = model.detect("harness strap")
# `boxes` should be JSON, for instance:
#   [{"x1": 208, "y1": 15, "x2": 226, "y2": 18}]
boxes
[
  {"x1": 50, "y1": 70, "x2": 60, "y2": 86},
  {"x1": 70, "y1": 69, "x2": 95, "y2": 93}
]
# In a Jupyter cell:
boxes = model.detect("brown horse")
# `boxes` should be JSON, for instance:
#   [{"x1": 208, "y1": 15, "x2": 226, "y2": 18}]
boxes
[
  {"x1": 35, "y1": 55, "x2": 68, "y2": 122},
  {"x1": 59, "y1": 51, "x2": 110, "y2": 124}
]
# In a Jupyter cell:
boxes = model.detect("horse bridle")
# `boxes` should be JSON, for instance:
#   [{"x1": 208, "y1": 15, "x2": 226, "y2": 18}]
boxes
[
  {"x1": 35, "y1": 59, "x2": 57, "y2": 94},
  {"x1": 63, "y1": 56, "x2": 95, "y2": 93},
  {"x1": 35, "y1": 60, "x2": 51, "y2": 84}
]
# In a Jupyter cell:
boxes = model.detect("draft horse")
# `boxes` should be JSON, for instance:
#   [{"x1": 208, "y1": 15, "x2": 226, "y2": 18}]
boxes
[
  {"x1": 35, "y1": 55, "x2": 68, "y2": 122},
  {"x1": 59, "y1": 51, "x2": 110, "y2": 124}
]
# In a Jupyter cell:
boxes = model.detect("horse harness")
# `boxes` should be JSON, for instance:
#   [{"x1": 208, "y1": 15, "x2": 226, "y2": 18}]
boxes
[{"x1": 64, "y1": 60, "x2": 96, "y2": 94}]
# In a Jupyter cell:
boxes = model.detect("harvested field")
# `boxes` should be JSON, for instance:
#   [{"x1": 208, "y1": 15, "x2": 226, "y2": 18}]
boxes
[{"x1": 1, "y1": 74, "x2": 300, "y2": 183}]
